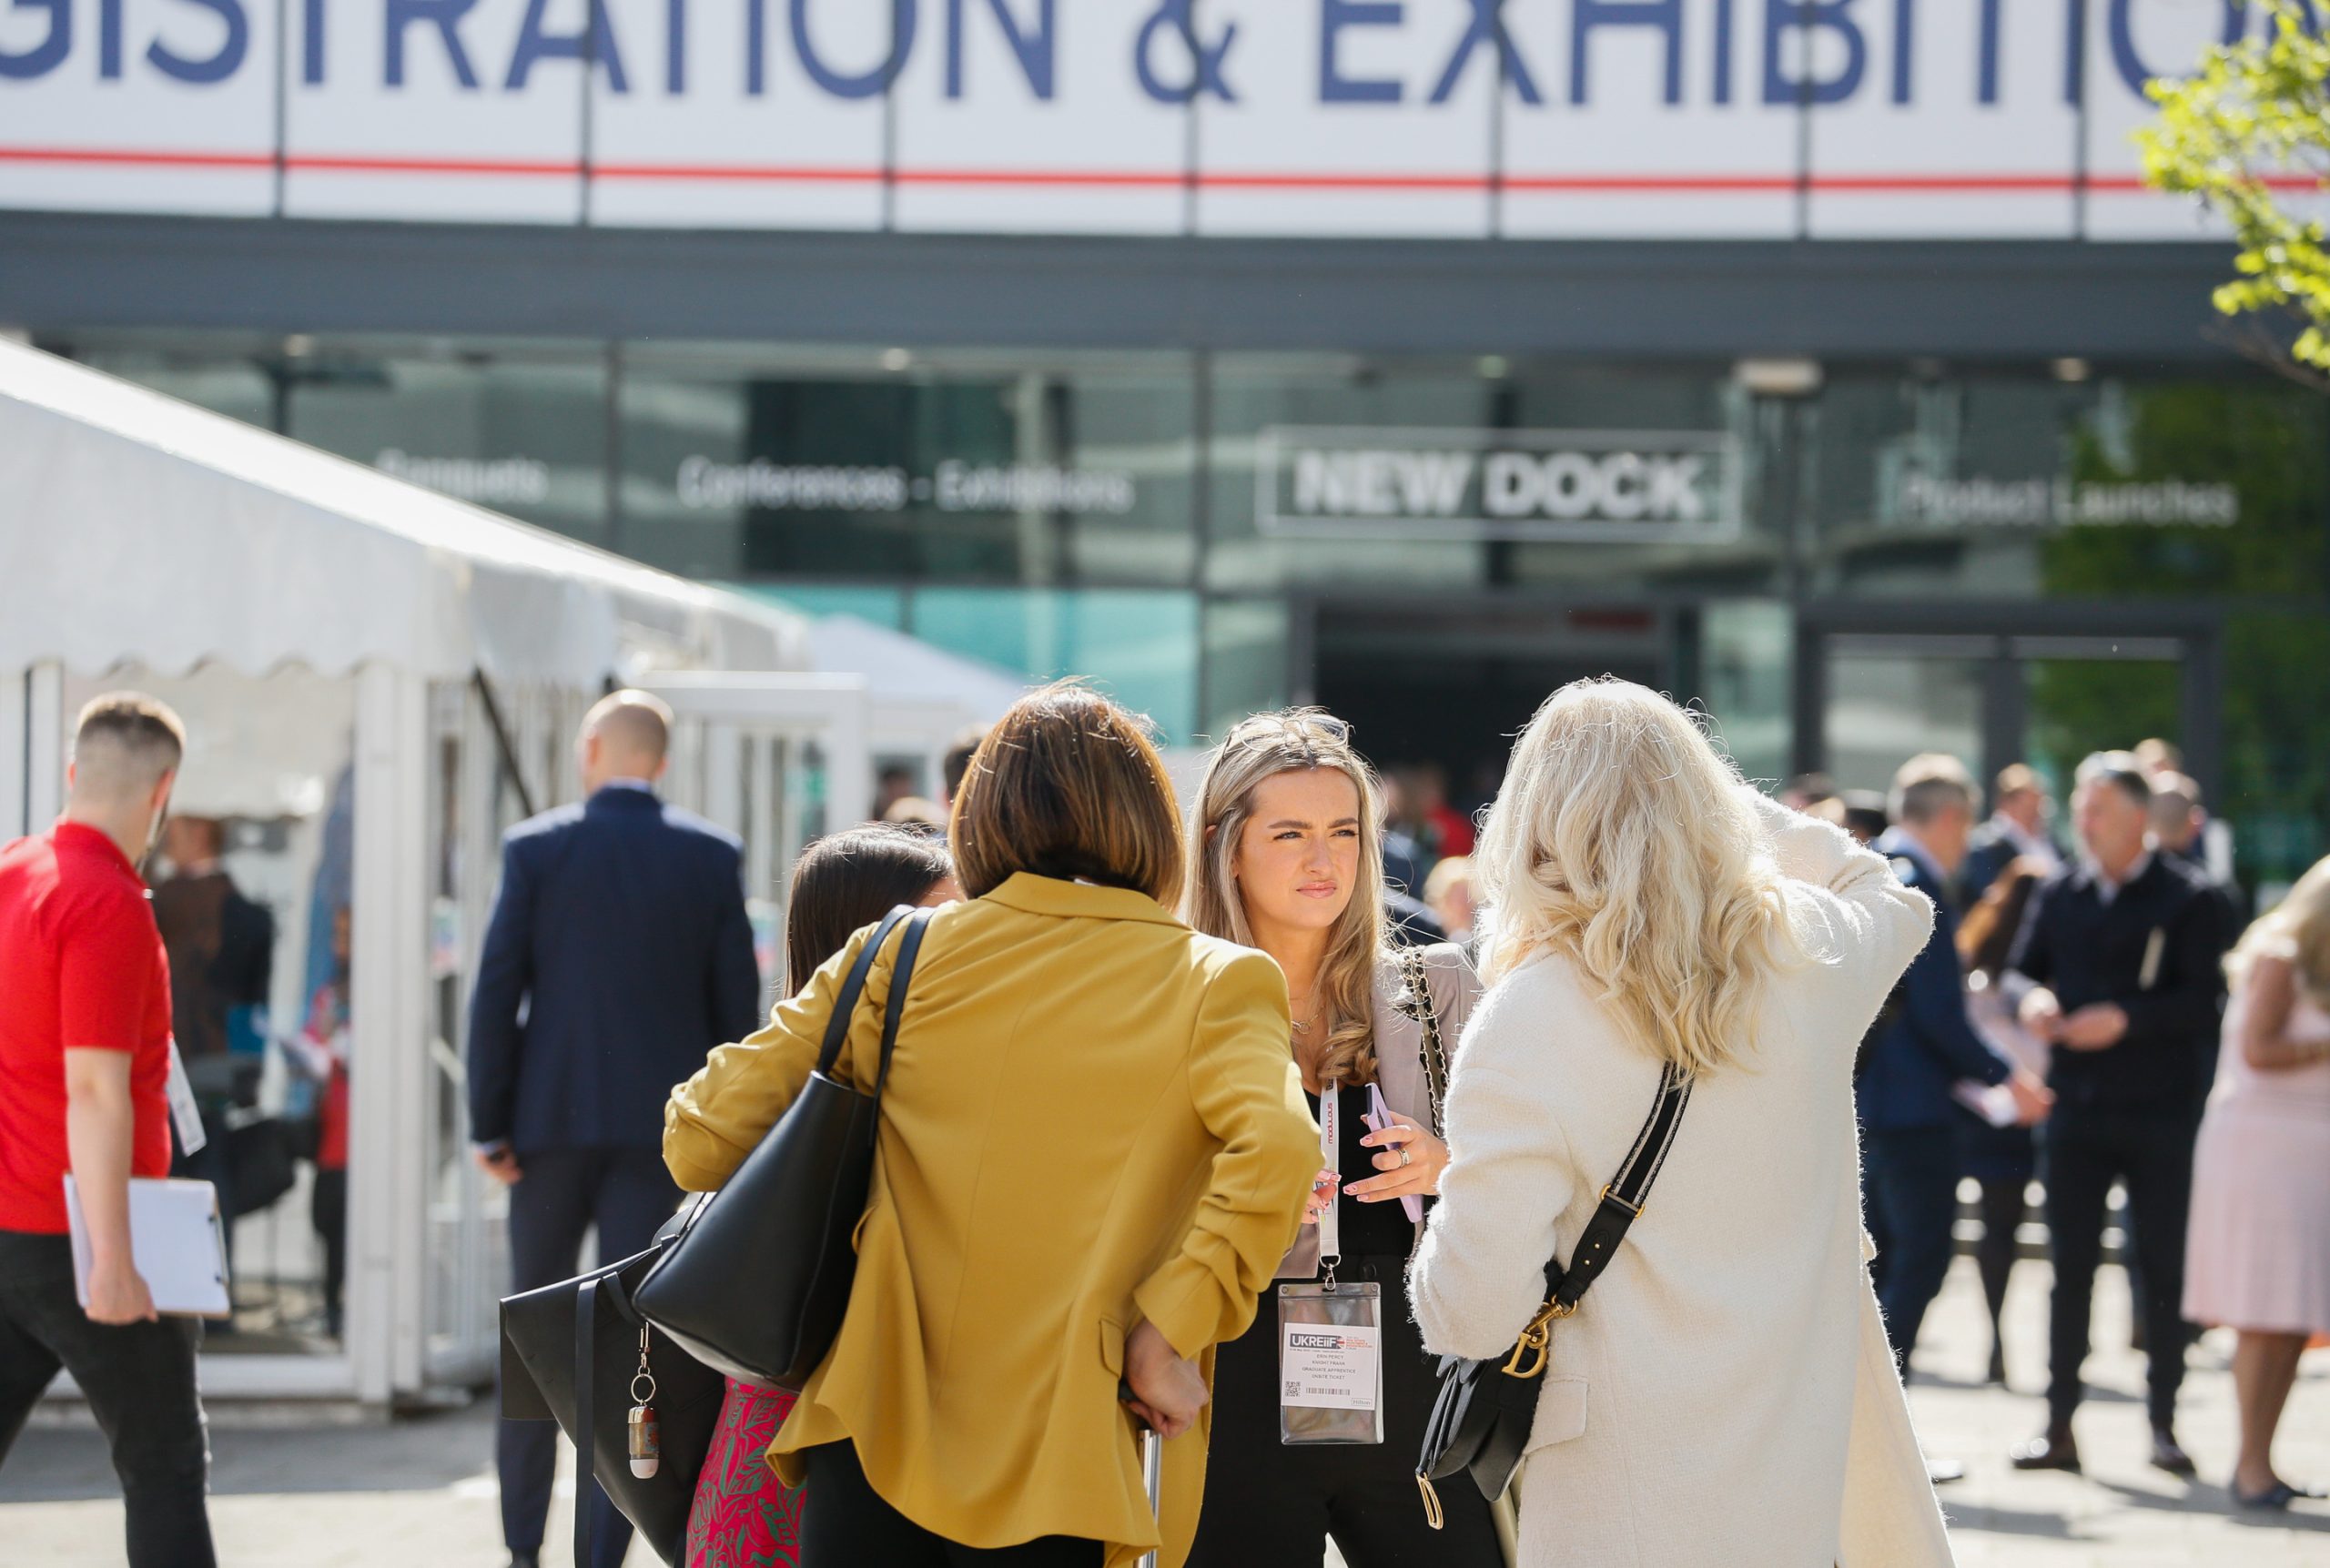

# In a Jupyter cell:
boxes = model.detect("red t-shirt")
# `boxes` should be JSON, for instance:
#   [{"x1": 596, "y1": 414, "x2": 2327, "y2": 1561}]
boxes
[{"x1": 0, "y1": 822, "x2": 176, "y2": 1234}]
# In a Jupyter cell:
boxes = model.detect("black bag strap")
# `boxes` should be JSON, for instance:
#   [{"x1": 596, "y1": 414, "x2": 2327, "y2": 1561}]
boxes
[
  {"x1": 573, "y1": 1275, "x2": 598, "y2": 1568},
  {"x1": 813, "y1": 905, "x2": 917, "y2": 1077},
  {"x1": 870, "y1": 907, "x2": 933, "y2": 1100},
  {"x1": 1498, "y1": 1063, "x2": 1691, "y2": 1380},
  {"x1": 1545, "y1": 1061, "x2": 1691, "y2": 1313}
]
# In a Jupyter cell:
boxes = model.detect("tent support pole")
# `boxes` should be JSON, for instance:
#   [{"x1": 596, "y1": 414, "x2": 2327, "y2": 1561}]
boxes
[{"x1": 471, "y1": 669, "x2": 536, "y2": 821}]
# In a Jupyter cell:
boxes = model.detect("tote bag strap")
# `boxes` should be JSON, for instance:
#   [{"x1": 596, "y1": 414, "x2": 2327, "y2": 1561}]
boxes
[
  {"x1": 572, "y1": 1274, "x2": 600, "y2": 1568},
  {"x1": 813, "y1": 906, "x2": 918, "y2": 1078},
  {"x1": 869, "y1": 907, "x2": 935, "y2": 1101}
]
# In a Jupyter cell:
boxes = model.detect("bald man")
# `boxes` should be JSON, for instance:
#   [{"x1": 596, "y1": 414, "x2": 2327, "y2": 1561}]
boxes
[
  {"x1": 0, "y1": 693, "x2": 218, "y2": 1568},
  {"x1": 468, "y1": 691, "x2": 760, "y2": 1568}
]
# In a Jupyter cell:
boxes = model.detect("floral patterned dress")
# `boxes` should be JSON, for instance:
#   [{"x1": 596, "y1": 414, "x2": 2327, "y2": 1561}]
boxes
[{"x1": 684, "y1": 1381, "x2": 803, "y2": 1568}]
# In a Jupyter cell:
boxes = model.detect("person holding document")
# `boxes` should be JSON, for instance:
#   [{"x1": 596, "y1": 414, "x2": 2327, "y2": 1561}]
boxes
[
  {"x1": 0, "y1": 692, "x2": 218, "y2": 1568},
  {"x1": 1858, "y1": 755, "x2": 2051, "y2": 1377},
  {"x1": 2006, "y1": 752, "x2": 2232, "y2": 1478}
]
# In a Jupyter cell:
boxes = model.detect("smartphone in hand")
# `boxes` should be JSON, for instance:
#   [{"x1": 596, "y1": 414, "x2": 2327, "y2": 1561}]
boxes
[{"x1": 1360, "y1": 1083, "x2": 1424, "y2": 1223}]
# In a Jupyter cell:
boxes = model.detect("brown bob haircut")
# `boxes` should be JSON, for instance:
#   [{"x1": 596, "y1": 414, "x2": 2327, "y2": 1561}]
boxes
[{"x1": 948, "y1": 681, "x2": 1184, "y2": 905}]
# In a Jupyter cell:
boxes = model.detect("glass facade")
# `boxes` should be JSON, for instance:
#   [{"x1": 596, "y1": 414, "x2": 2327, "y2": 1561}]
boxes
[
  {"x1": 45, "y1": 330, "x2": 2330, "y2": 891},
  {"x1": 617, "y1": 344, "x2": 1197, "y2": 586}
]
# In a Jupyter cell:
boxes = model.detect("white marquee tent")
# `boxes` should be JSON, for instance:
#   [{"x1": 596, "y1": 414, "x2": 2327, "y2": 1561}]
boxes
[{"x1": 0, "y1": 339, "x2": 886, "y2": 1401}]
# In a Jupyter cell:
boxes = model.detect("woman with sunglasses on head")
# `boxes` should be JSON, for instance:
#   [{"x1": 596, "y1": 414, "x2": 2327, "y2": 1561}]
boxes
[
  {"x1": 1180, "y1": 711, "x2": 1502, "y2": 1568},
  {"x1": 683, "y1": 823, "x2": 958, "y2": 1568}
]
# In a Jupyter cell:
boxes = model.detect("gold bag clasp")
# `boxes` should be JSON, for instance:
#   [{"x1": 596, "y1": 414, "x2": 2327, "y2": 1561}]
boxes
[{"x1": 1500, "y1": 1298, "x2": 1574, "y2": 1380}]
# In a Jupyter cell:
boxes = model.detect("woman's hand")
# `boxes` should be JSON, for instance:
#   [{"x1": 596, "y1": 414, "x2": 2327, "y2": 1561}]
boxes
[
  {"x1": 1300, "y1": 1167, "x2": 1339, "y2": 1225},
  {"x1": 1345, "y1": 1111, "x2": 1449, "y2": 1202},
  {"x1": 1121, "y1": 1320, "x2": 1209, "y2": 1440}
]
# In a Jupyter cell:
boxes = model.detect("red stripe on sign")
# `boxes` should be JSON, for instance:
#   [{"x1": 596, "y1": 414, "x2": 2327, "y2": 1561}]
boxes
[
  {"x1": 2083, "y1": 173, "x2": 2322, "y2": 193},
  {"x1": 289, "y1": 153, "x2": 584, "y2": 176},
  {"x1": 894, "y1": 166, "x2": 1184, "y2": 187},
  {"x1": 1506, "y1": 173, "x2": 1798, "y2": 192},
  {"x1": 593, "y1": 162, "x2": 886, "y2": 183},
  {"x1": 1190, "y1": 170, "x2": 1489, "y2": 191},
  {"x1": 1812, "y1": 173, "x2": 2077, "y2": 192},
  {"x1": 0, "y1": 147, "x2": 274, "y2": 170}
]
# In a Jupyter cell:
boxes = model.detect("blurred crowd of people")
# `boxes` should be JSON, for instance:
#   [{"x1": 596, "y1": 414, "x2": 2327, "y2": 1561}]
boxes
[{"x1": 1783, "y1": 741, "x2": 2327, "y2": 1510}]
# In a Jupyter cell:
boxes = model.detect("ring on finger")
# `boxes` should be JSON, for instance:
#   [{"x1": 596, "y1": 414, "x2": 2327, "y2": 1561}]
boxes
[{"x1": 1398, "y1": 1148, "x2": 1413, "y2": 1168}]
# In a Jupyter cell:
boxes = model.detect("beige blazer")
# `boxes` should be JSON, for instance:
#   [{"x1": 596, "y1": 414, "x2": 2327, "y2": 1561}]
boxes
[{"x1": 1277, "y1": 941, "x2": 1482, "y2": 1280}]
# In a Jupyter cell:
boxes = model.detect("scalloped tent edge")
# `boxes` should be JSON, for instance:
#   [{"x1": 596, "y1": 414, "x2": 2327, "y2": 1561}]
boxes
[{"x1": 0, "y1": 338, "x2": 811, "y2": 685}]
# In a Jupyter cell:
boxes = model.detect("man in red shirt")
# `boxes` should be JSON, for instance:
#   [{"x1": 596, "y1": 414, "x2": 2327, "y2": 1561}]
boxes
[{"x1": 0, "y1": 692, "x2": 217, "y2": 1568}]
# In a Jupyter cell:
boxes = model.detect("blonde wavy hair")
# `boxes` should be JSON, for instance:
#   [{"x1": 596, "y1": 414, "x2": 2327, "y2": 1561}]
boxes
[
  {"x1": 1475, "y1": 678, "x2": 1801, "y2": 1077},
  {"x1": 2229, "y1": 853, "x2": 2330, "y2": 1005},
  {"x1": 1182, "y1": 710, "x2": 1390, "y2": 1087}
]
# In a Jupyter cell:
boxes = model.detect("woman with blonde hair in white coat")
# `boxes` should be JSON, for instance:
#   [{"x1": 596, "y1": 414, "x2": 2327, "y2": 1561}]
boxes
[{"x1": 1409, "y1": 678, "x2": 1956, "y2": 1568}]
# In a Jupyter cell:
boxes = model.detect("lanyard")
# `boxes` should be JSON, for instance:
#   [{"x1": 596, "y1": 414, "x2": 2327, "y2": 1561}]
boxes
[{"x1": 1317, "y1": 1077, "x2": 1340, "y2": 1290}]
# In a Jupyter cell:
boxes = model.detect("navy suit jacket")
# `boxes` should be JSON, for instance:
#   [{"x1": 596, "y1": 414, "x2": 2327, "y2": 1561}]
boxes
[
  {"x1": 467, "y1": 785, "x2": 762, "y2": 1154},
  {"x1": 1857, "y1": 829, "x2": 2012, "y2": 1132}
]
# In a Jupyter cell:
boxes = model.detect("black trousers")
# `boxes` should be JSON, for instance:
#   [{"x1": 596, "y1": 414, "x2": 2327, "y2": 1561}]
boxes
[
  {"x1": 2041, "y1": 1108, "x2": 2196, "y2": 1428},
  {"x1": 800, "y1": 1441, "x2": 1102, "y2": 1566},
  {"x1": 1188, "y1": 1257, "x2": 1502, "y2": 1568},
  {"x1": 0, "y1": 1230, "x2": 217, "y2": 1568},
  {"x1": 310, "y1": 1168, "x2": 348, "y2": 1340},
  {"x1": 1860, "y1": 1123, "x2": 1961, "y2": 1371},
  {"x1": 1973, "y1": 1177, "x2": 2025, "y2": 1347},
  {"x1": 496, "y1": 1146, "x2": 681, "y2": 1567}
]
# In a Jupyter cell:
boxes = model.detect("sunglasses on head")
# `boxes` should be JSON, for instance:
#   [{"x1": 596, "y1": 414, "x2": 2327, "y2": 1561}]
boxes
[{"x1": 1230, "y1": 712, "x2": 1352, "y2": 746}]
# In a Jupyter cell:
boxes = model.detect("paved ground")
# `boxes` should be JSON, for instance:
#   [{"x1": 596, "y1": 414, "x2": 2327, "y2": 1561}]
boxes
[{"x1": 3, "y1": 1258, "x2": 2324, "y2": 1565}]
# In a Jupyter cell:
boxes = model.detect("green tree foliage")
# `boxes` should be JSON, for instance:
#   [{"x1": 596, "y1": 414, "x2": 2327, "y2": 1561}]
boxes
[
  {"x1": 2038, "y1": 383, "x2": 2330, "y2": 888},
  {"x1": 2139, "y1": 5, "x2": 2330, "y2": 888},
  {"x1": 2142, "y1": 1, "x2": 2330, "y2": 378}
]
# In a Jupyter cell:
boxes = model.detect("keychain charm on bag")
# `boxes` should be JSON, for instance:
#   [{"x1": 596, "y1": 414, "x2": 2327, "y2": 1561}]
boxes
[
  {"x1": 1279, "y1": 1081, "x2": 1385, "y2": 1446},
  {"x1": 627, "y1": 1326, "x2": 661, "y2": 1480}
]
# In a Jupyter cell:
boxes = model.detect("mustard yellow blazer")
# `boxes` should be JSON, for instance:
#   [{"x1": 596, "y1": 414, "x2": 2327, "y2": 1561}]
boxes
[{"x1": 664, "y1": 873, "x2": 1320, "y2": 1568}]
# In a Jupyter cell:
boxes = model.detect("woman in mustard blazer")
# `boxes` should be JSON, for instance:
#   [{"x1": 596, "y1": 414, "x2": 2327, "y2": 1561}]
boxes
[{"x1": 664, "y1": 683, "x2": 1322, "y2": 1568}]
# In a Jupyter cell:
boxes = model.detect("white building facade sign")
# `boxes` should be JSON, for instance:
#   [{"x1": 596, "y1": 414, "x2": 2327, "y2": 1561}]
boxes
[{"x1": 0, "y1": 1, "x2": 2302, "y2": 238}]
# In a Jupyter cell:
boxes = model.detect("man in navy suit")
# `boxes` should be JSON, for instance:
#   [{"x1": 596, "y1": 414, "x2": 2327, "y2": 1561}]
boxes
[
  {"x1": 469, "y1": 691, "x2": 762, "y2": 1568},
  {"x1": 1859, "y1": 754, "x2": 2052, "y2": 1375}
]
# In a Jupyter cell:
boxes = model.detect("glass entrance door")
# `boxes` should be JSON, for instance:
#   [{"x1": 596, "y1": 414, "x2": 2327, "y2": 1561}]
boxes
[{"x1": 1817, "y1": 631, "x2": 2195, "y2": 812}]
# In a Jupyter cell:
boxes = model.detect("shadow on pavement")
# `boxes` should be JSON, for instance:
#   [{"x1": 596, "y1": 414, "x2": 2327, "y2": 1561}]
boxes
[
  {"x1": 1, "y1": 1402, "x2": 496, "y2": 1503},
  {"x1": 2087, "y1": 1474, "x2": 2330, "y2": 1533},
  {"x1": 1940, "y1": 1502, "x2": 2081, "y2": 1540}
]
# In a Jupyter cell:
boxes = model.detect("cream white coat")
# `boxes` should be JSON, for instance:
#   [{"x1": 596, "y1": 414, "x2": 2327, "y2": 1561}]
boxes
[{"x1": 1409, "y1": 789, "x2": 1957, "y2": 1568}]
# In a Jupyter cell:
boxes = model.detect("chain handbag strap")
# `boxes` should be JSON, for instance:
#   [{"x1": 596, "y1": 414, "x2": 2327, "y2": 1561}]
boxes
[{"x1": 1397, "y1": 946, "x2": 1453, "y2": 1139}]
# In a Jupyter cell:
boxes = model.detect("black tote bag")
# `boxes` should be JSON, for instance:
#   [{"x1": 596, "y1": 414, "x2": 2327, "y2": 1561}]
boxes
[
  {"x1": 634, "y1": 904, "x2": 933, "y2": 1391},
  {"x1": 499, "y1": 1239, "x2": 724, "y2": 1568}
]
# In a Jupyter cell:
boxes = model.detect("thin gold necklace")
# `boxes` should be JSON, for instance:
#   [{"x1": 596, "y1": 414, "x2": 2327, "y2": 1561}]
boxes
[{"x1": 1289, "y1": 990, "x2": 1323, "y2": 1034}]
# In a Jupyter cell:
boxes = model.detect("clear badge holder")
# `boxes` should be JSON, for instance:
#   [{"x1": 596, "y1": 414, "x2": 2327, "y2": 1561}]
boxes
[
  {"x1": 1278, "y1": 1082, "x2": 1384, "y2": 1445},
  {"x1": 1278, "y1": 1280, "x2": 1385, "y2": 1445}
]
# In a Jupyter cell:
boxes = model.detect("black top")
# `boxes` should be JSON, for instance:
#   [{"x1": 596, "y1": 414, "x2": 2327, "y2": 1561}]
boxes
[
  {"x1": 1306, "y1": 1083, "x2": 1418, "y2": 1260},
  {"x1": 2006, "y1": 854, "x2": 2231, "y2": 1116}
]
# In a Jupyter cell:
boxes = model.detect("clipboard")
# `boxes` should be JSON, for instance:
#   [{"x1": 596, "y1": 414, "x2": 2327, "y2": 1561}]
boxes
[{"x1": 62, "y1": 1176, "x2": 233, "y2": 1320}]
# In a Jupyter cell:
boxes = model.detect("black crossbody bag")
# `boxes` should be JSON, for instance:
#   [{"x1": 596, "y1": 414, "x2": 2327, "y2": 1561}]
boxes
[
  {"x1": 635, "y1": 903, "x2": 933, "y2": 1389},
  {"x1": 1415, "y1": 1060, "x2": 1692, "y2": 1523}
]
